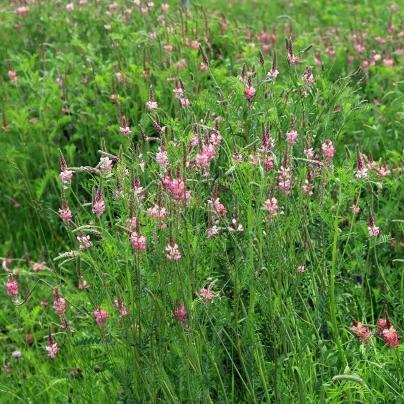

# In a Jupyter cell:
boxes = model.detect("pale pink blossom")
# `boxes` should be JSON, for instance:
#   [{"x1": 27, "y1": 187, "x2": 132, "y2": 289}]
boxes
[
  {"x1": 52, "y1": 296, "x2": 66, "y2": 316},
  {"x1": 8, "y1": 71, "x2": 18, "y2": 84},
  {"x1": 146, "y1": 101, "x2": 158, "y2": 110},
  {"x1": 267, "y1": 69, "x2": 279, "y2": 79},
  {"x1": 161, "y1": 3, "x2": 169, "y2": 12},
  {"x1": 66, "y1": 3, "x2": 74, "y2": 12},
  {"x1": 352, "y1": 321, "x2": 371, "y2": 344},
  {"x1": 382, "y1": 326, "x2": 399, "y2": 348},
  {"x1": 207, "y1": 225, "x2": 219, "y2": 239},
  {"x1": 58, "y1": 206, "x2": 73, "y2": 224},
  {"x1": 285, "y1": 130, "x2": 298, "y2": 145},
  {"x1": 156, "y1": 147, "x2": 168, "y2": 167},
  {"x1": 59, "y1": 170, "x2": 73, "y2": 185},
  {"x1": 207, "y1": 198, "x2": 227, "y2": 216},
  {"x1": 16, "y1": 6, "x2": 30, "y2": 16},
  {"x1": 165, "y1": 241, "x2": 181, "y2": 261},
  {"x1": 244, "y1": 85, "x2": 256, "y2": 100},
  {"x1": 46, "y1": 343, "x2": 60, "y2": 359},
  {"x1": 77, "y1": 234, "x2": 93, "y2": 250},
  {"x1": 92, "y1": 189, "x2": 105, "y2": 218},
  {"x1": 383, "y1": 59, "x2": 394, "y2": 68},
  {"x1": 322, "y1": 140, "x2": 335, "y2": 160},
  {"x1": 164, "y1": 45, "x2": 173, "y2": 52},
  {"x1": 191, "y1": 40, "x2": 200, "y2": 50},
  {"x1": 114, "y1": 299, "x2": 128, "y2": 318},
  {"x1": 130, "y1": 231, "x2": 146, "y2": 252},
  {"x1": 264, "y1": 197, "x2": 278, "y2": 216},
  {"x1": 278, "y1": 166, "x2": 292, "y2": 193},
  {"x1": 33, "y1": 262, "x2": 45, "y2": 272},
  {"x1": 100, "y1": 157, "x2": 113, "y2": 171},
  {"x1": 304, "y1": 148, "x2": 314, "y2": 159},
  {"x1": 180, "y1": 98, "x2": 190, "y2": 107},
  {"x1": 296, "y1": 265, "x2": 305, "y2": 274}
]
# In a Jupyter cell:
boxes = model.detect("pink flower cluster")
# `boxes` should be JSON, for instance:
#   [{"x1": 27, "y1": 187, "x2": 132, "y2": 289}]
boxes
[
  {"x1": 352, "y1": 321, "x2": 371, "y2": 344},
  {"x1": 264, "y1": 197, "x2": 278, "y2": 216},
  {"x1": 322, "y1": 140, "x2": 335, "y2": 160},
  {"x1": 162, "y1": 172, "x2": 191, "y2": 202},
  {"x1": 114, "y1": 299, "x2": 128, "y2": 318},
  {"x1": 165, "y1": 241, "x2": 181, "y2": 261},
  {"x1": 147, "y1": 204, "x2": 168, "y2": 228},
  {"x1": 77, "y1": 234, "x2": 93, "y2": 250},
  {"x1": 94, "y1": 307, "x2": 109, "y2": 325},
  {"x1": 207, "y1": 197, "x2": 227, "y2": 216},
  {"x1": 6, "y1": 277, "x2": 18, "y2": 298},
  {"x1": 378, "y1": 319, "x2": 399, "y2": 348},
  {"x1": 278, "y1": 166, "x2": 291, "y2": 194},
  {"x1": 174, "y1": 303, "x2": 187, "y2": 324},
  {"x1": 52, "y1": 296, "x2": 66, "y2": 316}
]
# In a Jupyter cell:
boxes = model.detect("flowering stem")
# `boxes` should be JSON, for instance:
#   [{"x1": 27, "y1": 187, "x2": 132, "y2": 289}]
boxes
[{"x1": 330, "y1": 195, "x2": 345, "y2": 366}]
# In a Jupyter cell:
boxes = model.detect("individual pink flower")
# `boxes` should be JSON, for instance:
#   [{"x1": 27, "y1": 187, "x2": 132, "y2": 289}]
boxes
[
  {"x1": 130, "y1": 231, "x2": 146, "y2": 252},
  {"x1": 264, "y1": 197, "x2": 278, "y2": 216},
  {"x1": 180, "y1": 98, "x2": 190, "y2": 107},
  {"x1": 368, "y1": 213, "x2": 380, "y2": 238},
  {"x1": 199, "y1": 63, "x2": 209, "y2": 72},
  {"x1": 114, "y1": 299, "x2": 128, "y2": 318},
  {"x1": 46, "y1": 335, "x2": 60, "y2": 359},
  {"x1": 296, "y1": 265, "x2": 305, "y2": 274},
  {"x1": 206, "y1": 225, "x2": 219, "y2": 239},
  {"x1": 285, "y1": 130, "x2": 298, "y2": 145},
  {"x1": 165, "y1": 240, "x2": 181, "y2": 261},
  {"x1": 278, "y1": 166, "x2": 291, "y2": 193},
  {"x1": 244, "y1": 85, "x2": 256, "y2": 100},
  {"x1": 156, "y1": 147, "x2": 168, "y2": 167},
  {"x1": 8, "y1": 71, "x2": 18, "y2": 84},
  {"x1": 173, "y1": 303, "x2": 187, "y2": 323},
  {"x1": 322, "y1": 139, "x2": 335, "y2": 160},
  {"x1": 146, "y1": 101, "x2": 158, "y2": 110},
  {"x1": 377, "y1": 318, "x2": 387, "y2": 329},
  {"x1": 92, "y1": 188, "x2": 105, "y2": 218},
  {"x1": 77, "y1": 234, "x2": 93, "y2": 250},
  {"x1": 15, "y1": 7, "x2": 30, "y2": 16},
  {"x1": 147, "y1": 204, "x2": 168, "y2": 228},
  {"x1": 59, "y1": 170, "x2": 73, "y2": 185},
  {"x1": 119, "y1": 116, "x2": 131, "y2": 135},
  {"x1": 78, "y1": 277, "x2": 90, "y2": 290},
  {"x1": 94, "y1": 307, "x2": 109, "y2": 325},
  {"x1": 100, "y1": 157, "x2": 113, "y2": 171},
  {"x1": 164, "y1": 45, "x2": 173, "y2": 52},
  {"x1": 52, "y1": 296, "x2": 66, "y2": 316},
  {"x1": 12, "y1": 351, "x2": 22, "y2": 358},
  {"x1": 6, "y1": 277, "x2": 18, "y2": 297},
  {"x1": 59, "y1": 206, "x2": 72, "y2": 223},
  {"x1": 382, "y1": 326, "x2": 399, "y2": 348},
  {"x1": 382, "y1": 59, "x2": 394, "y2": 68},
  {"x1": 267, "y1": 68, "x2": 279, "y2": 79},
  {"x1": 66, "y1": 3, "x2": 74, "y2": 11},
  {"x1": 302, "y1": 178, "x2": 314, "y2": 196},
  {"x1": 378, "y1": 164, "x2": 391, "y2": 178},
  {"x1": 304, "y1": 148, "x2": 314, "y2": 159},
  {"x1": 200, "y1": 287, "x2": 214, "y2": 304},
  {"x1": 351, "y1": 197, "x2": 360, "y2": 214},
  {"x1": 161, "y1": 3, "x2": 169, "y2": 12},
  {"x1": 33, "y1": 262, "x2": 45, "y2": 272},
  {"x1": 355, "y1": 151, "x2": 368, "y2": 179},
  {"x1": 207, "y1": 197, "x2": 227, "y2": 216},
  {"x1": 352, "y1": 321, "x2": 371, "y2": 344}
]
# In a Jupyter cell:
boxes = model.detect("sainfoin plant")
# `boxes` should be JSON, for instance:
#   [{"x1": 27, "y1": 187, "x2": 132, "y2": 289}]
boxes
[{"x1": 1, "y1": 0, "x2": 403, "y2": 403}]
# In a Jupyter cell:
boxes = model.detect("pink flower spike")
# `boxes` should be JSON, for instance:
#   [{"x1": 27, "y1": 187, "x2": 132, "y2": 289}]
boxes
[
  {"x1": 46, "y1": 343, "x2": 60, "y2": 359},
  {"x1": 92, "y1": 188, "x2": 105, "y2": 219},
  {"x1": 352, "y1": 321, "x2": 371, "y2": 344},
  {"x1": 368, "y1": 213, "x2": 380, "y2": 238},
  {"x1": 382, "y1": 326, "x2": 399, "y2": 348},
  {"x1": 94, "y1": 307, "x2": 109, "y2": 325},
  {"x1": 6, "y1": 277, "x2": 18, "y2": 298},
  {"x1": 264, "y1": 197, "x2": 278, "y2": 216},
  {"x1": 52, "y1": 296, "x2": 66, "y2": 316},
  {"x1": 244, "y1": 85, "x2": 256, "y2": 100},
  {"x1": 322, "y1": 139, "x2": 335, "y2": 160},
  {"x1": 114, "y1": 299, "x2": 128, "y2": 318},
  {"x1": 285, "y1": 130, "x2": 298, "y2": 145},
  {"x1": 173, "y1": 303, "x2": 187, "y2": 323},
  {"x1": 165, "y1": 241, "x2": 181, "y2": 261}
]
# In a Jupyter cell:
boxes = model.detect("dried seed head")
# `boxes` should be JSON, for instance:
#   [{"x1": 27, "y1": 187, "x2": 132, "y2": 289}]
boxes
[
  {"x1": 259, "y1": 50, "x2": 264, "y2": 68},
  {"x1": 199, "y1": 44, "x2": 209, "y2": 67}
]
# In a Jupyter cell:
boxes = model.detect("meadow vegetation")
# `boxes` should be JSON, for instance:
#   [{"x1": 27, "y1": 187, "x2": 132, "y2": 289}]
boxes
[{"x1": 1, "y1": 0, "x2": 403, "y2": 402}]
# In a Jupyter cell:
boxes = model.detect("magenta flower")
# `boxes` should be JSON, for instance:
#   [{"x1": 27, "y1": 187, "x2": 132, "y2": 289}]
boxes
[
  {"x1": 382, "y1": 326, "x2": 399, "y2": 348},
  {"x1": 130, "y1": 231, "x2": 146, "y2": 252},
  {"x1": 322, "y1": 140, "x2": 335, "y2": 160},
  {"x1": 100, "y1": 157, "x2": 113, "y2": 171},
  {"x1": 46, "y1": 343, "x2": 60, "y2": 359},
  {"x1": 52, "y1": 296, "x2": 66, "y2": 316},
  {"x1": 94, "y1": 307, "x2": 109, "y2": 325},
  {"x1": 173, "y1": 303, "x2": 187, "y2": 324},
  {"x1": 244, "y1": 85, "x2": 256, "y2": 100},
  {"x1": 46, "y1": 333, "x2": 60, "y2": 359},
  {"x1": 6, "y1": 277, "x2": 18, "y2": 297},
  {"x1": 59, "y1": 170, "x2": 73, "y2": 185},
  {"x1": 58, "y1": 206, "x2": 73, "y2": 223},
  {"x1": 352, "y1": 321, "x2": 371, "y2": 344}
]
